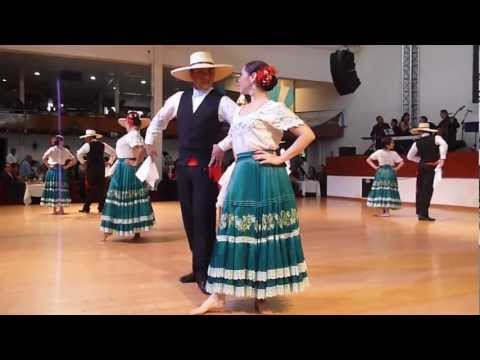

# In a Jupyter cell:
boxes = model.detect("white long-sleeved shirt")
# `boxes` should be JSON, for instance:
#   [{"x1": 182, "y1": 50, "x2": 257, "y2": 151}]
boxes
[
  {"x1": 406, "y1": 134, "x2": 448, "y2": 163},
  {"x1": 6, "y1": 153, "x2": 17, "y2": 164},
  {"x1": 145, "y1": 88, "x2": 238, "y2": 148},
  {"x1": 76, "y1": 140, "x2": 116, "y2": 165}
]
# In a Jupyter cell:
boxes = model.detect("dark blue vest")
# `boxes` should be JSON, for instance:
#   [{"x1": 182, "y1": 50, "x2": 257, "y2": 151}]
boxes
[
  {"x1": 86, "y1": 141, "x2": 105, "y2": 169},
  {"x1": 416, "y1": 135, "x2": 440, "y2": 162},
  {"x1": 177, "y1": 88, "x2": 223, "y2": 167}
]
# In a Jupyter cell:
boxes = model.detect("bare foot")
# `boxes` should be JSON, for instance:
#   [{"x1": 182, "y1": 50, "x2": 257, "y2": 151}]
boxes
[
  {"x1": 189, "y1": 294, "x2": 225, "y2": 315},
  {"x1": 255, "y1": 299, "x2": 274, "y2": 314}
]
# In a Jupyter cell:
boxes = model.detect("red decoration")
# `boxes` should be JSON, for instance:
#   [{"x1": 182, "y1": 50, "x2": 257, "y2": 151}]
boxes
[{"x1": 256, "y1": 65, "x2": 277, "y2": 89}]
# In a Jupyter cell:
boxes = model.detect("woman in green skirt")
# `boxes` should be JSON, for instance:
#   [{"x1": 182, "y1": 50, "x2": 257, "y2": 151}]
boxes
[
  {"x1": 40, "y1": 135, "x2": 77, "y2": 215},
  {"x1": 366, "y1": 137, "x2": 405, "y2": 217},
  {"x1": 100, "y1": 112, "x2": 155, "y2": 241},
  {"x1": 191, "y1": 61, "x2": 316, "y2": 314}
]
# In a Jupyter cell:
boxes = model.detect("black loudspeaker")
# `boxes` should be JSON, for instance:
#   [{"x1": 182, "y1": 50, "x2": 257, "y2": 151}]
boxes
[
  {"x1": 330, "y1": 49, "x2": 361, "y2": 95},
  {"x1": 339, "y1": 146, "x2": 356, "y2": 156},
  {"x1": 60, "y1": 70, "x2": 82, "y2": 81}
]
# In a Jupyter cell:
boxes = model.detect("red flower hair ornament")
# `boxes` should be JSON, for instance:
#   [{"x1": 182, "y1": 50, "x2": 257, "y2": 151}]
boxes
[{"x1": 255, "y1": 65, "x2": 277, "y2": 89}]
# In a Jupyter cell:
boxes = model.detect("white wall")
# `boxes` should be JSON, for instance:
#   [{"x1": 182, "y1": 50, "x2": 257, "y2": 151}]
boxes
[
  {"x1": 327, "y1": 175, "x2": 479, "y2": 208},
  {"x1": 418, "y1": 45, "x2": 478, "y2": 147}
]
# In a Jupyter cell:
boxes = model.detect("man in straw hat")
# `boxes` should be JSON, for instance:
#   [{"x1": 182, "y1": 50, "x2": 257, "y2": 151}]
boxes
[
  {"x1": 407, "y1": 121, "x2": 448, "y2": 221},
  {"x1": 77, "y1": 129, "x2": 116, "y2": 214},
  {"x1": 145, "y1": 51, "x2": 238, "y2": 294}
]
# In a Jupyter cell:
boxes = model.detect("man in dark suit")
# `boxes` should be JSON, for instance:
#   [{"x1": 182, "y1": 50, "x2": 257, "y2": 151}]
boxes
[
  {"x1": 144, "y1": 51, "x2": 237, "y2": 294},
  {"x1": 370, "y1": 115, "x2": 391, "y2": 150},
  {"x1": 0, "y1": 162, "x2": 26, "y2": 204}
]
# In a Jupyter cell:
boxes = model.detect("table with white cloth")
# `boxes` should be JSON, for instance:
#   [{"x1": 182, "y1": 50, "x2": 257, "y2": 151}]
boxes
[
  {"x1": 299, "y1": 180, "x2": 321, "y2": 197},
  {"x1": 24, "y1": 182, "x2": 45, "y2": 205}
]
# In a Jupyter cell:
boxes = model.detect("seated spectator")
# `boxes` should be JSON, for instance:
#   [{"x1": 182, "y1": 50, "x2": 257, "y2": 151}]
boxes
[
  {"x1": 19, "y1": 155, "x2": 35, "y2": 180},
  {"x1": 0, "y1": 162, "x2": 26, "y2": 204}
]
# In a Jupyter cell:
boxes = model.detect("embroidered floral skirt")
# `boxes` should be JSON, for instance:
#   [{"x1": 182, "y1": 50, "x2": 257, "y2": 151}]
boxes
[
  {"x1": 100, "y1": 159, "x2": 155, "y2": 236},
  {"x1": 40, "y1": 164, "x2": 71, "y2": 207},
  {"x1": 366, "y1": 165, "x2": 402, "y2": 209},
  {"x1": 206, "y1": 151, "x2": 309, "y2": 299}
]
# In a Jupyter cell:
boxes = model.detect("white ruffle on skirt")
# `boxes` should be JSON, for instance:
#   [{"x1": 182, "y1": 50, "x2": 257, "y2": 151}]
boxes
[{"x1": 216, "y1": 162, "x2": 236, "y2": 209}]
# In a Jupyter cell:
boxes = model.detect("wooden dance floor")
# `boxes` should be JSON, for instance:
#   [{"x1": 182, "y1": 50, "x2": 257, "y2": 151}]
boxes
[{"x1": 0, "y1": 198, "x2": 477, "y2": 315}]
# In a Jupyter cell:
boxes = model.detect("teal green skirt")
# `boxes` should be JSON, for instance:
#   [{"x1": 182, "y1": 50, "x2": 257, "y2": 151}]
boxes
[
  {"x1": 100, "y1": 159, "x2": 155, "y2": 236},
  {"x1": 206, "y1": 152, "x2": 309, "y2": 299},
  {"x1": 40, "y1": 165, "x2": 71, "y2": 207},
  {"x1": 367, "y1": 165, "x2": 402, "y2": 209}
]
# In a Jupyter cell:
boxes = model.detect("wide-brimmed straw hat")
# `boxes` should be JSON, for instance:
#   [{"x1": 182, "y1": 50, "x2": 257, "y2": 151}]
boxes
[
  {"x1": 410, "y1": 122, "x2": 438, "y2": 135},
  {"x1": 79, "y1": 129, "x2": 103, "y2": 139},
  {"x1": 171, "y1": 51, "x2": 233, "y2": 83}
]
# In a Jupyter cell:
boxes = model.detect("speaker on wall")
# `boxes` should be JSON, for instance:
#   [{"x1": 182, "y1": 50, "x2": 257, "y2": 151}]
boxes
[{"x1": 330, "y1": 49, "x2": 361, "y2": 96}]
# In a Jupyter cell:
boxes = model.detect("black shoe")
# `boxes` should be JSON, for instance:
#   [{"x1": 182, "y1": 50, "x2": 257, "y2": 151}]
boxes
[
  {"x1": 79, "y1": 209, "x2": 90, "y2": 213},
  {"x1": 418, "y1": 216, "x2": 436, "y2": 221},
  {"x1": 179, "y1": 272, "x2": 196, "y2": 283},
  {"x1": 196, "y1": 278, "x2": 210, "y2": 295}
]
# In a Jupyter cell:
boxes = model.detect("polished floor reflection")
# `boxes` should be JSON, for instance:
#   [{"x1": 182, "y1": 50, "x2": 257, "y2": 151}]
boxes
[{"x1": 0, "y1": 198, "x2": 477, "y2": 314}]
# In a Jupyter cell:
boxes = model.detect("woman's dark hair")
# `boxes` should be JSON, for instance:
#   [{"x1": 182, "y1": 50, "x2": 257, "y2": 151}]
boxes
[
  {"x1": 127, "y1": 112, "x2": 141, "y2": 127},
  {"x1": 420, "y1": 115, "x2": 428, "y2": 122},
  {"x1": 391, "y1": 118, "x2": 398, "y2": 124},
  {"x1": 53, "y1": 135, "x2": 64, "y2": 146},
  {"x1": 382, "y1": 136, "x2": 393, "y2": 149},
  {"x1": 440, "y1": 109, "x2": 449, "y2": 116},
  {"x1": 244, "y1": 60, "x2": 278, "y2": 92},
  {"x1": 400, "y1": 112, "x2": 410, "y2": 122}
]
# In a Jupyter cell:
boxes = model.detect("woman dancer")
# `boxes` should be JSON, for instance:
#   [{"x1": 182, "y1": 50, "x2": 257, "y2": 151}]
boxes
[
  {"x1": 191, "y1": 61, "x2": 315, "y2": 315},
  {"x1": 366, "y1": 137, "x2": 404, "y2": 217},
  {"x1": 100, "y1": 112, "x2": 155, "y2": 241},
  {"x1": 40, "y1": 135, "x2": 77, "y2": 214}
]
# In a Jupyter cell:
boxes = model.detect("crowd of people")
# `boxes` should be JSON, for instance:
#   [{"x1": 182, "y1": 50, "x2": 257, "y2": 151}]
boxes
[{"x1": 370, "y1": 110, "x2": 461, "y2": 154}]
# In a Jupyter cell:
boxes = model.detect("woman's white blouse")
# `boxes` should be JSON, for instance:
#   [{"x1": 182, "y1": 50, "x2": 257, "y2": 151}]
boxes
[
  {"x1": 220, "y1": 100, "x2": 305, "y2": 155},
  {"x1": 42, "y1": 146, "x2": 75, "y2": 166},
  {"x1": 368, "y1": 149, "x2": 403, "y2": 167},
  {"x1": 115, "y1": 130, "x2": 145, "y2": 158}
]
